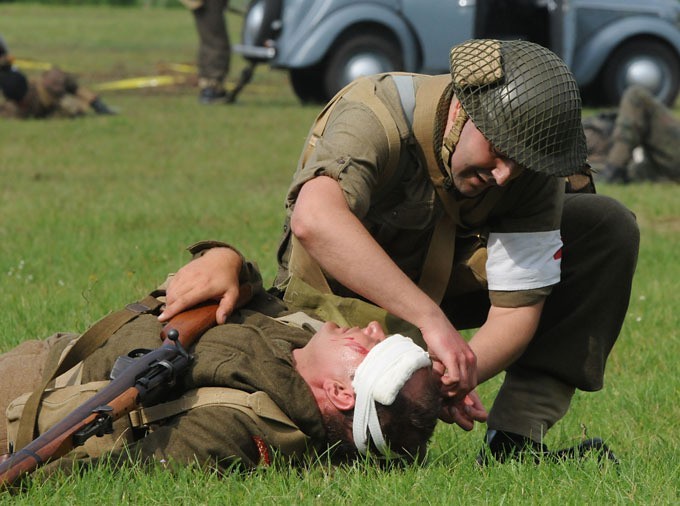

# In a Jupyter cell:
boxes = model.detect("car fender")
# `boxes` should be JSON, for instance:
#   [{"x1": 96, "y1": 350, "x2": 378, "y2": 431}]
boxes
[
  {"x1": 273, "y1": 3, "x2": 419, "y2": 71},
  {"x1": 571, "y1": 17, "x2": 680, "y2": 87}
]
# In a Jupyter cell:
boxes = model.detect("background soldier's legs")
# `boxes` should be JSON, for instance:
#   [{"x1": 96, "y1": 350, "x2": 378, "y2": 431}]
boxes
[{"x1": 193, "y1": 0, "x2": 230, "y2": 93}]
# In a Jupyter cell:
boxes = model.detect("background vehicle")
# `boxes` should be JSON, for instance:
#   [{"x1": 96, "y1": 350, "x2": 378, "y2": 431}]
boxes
[{"x1": 233, "y1": 0, "x2": 680, "y2": 106}]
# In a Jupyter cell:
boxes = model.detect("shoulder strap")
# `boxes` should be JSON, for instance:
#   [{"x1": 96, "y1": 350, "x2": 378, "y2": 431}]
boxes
[
  {"x1": 299, "y1": 83, "x2": 349, "y2": 169},
  {"x1": 301, "y1": 76, "x2": 403, "y2": 188},
  {"x1": 14, "y1": 293, "x2": 164, "y2": 450},
  {"x1": 412, "y1": 75, "x2": 458, "y2": 219},
  {"x1": 411, "y1": 75, "x2": 459, "y2": 304},
  {"x1": 273, "y1": 311, "x2": 324, "y2": 332},
  {"x1": 417, "y1": 213, "x2": 456, "y2": 304},
  {"x1": 392, "y1": 74, "x2": 416, "y2": 128},
  {"x1": 128, "y1": 387, "x2": 309, "y2": 457},
  {"x1": 290, "y1": 76, "x2": 408, "y2": 293}
]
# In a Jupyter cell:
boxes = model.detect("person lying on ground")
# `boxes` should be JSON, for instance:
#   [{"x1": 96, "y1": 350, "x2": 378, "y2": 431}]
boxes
[
  {"x1": 583, "y1": 85, "x2": 680, "y2": 184},
  {"x1": 0, "y1": 35, "x2": 115, "y2": 119},
  {"x1": 0, "y1": 242, "x2": 485, "y2": 482}
]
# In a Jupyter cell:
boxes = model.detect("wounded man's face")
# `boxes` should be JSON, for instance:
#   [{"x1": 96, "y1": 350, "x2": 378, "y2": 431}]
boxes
[{"x1": 307, "y1": 320, "x2": 387, "y2": 373}]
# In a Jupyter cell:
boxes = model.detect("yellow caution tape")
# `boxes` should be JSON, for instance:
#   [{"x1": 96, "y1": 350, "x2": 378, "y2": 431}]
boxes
[
  {"x1": 92, "y1": 75, "x2": 187, "y2": 91},
  {"x1": 13, "y1": 59, "x2": 54, "y2": 71},
  {"x1": 11, "y1": 58, "x2": 280, "y2": 95},
  {"x1": 158, "y1": 62, "x2": 197, "y2": 74}
]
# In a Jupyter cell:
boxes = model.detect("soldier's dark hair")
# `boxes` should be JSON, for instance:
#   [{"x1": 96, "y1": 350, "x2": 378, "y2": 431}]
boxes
[{"x1": 322, "y1": 367, "x2": 441, "y2": 464}]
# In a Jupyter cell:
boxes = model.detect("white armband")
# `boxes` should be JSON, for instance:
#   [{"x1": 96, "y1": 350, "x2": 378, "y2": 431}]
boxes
[{"x1": 486, "y1": 231, "x2": 562, "y2": 291}]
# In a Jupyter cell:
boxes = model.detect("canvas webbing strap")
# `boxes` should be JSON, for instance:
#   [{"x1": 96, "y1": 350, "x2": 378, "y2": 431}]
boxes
[
  {"x1": 300, "y1": 88, "x2": 345, "y2": 169},
  {"x1": 392, "y1": 75, "x2": 416, "y2": 126},
  {"x1": 291, "y1": 77, "x2": 406, "y2": 294},
  {"x1": 412, "y1": 74, "x2": 459, "y2": 218},
  {"x1": 289, "y1": 235, "x2": 332, "y2": 294},
  {"x1": 273, "y1": 311, "x2": 324, "y2": 333},
  {"x1": 300, "y1": 77, "x2": 402, "y2": 186},
  {"x1": 14, "y1": 294, "x2": 164, "y2": 450},
  {"x1": 417, "y1": 213, "x2": 456, "y2": 304},
  {"x1": 412, "y1": 75, "x2": 459, "y2": 304},
  {"x1": 128, "y1": 388, "x2": 296, "y2": 428},
  {"x1": 128, "y1": 387, "x2": 308, "y2": 456}
]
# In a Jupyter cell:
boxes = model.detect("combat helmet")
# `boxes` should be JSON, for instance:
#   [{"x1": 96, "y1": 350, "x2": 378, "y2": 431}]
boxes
[{"x1": 447, "y1": 39, "x2": 587, "y2": 177}]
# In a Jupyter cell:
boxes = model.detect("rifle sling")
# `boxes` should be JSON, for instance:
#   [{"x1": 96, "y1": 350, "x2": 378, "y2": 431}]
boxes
[
  {"x1": 14, "y1": 293, "x2": 164, "y2": 451},
  {"x1": 128, "y1": 387, "x2": 309, "y2": 460}
]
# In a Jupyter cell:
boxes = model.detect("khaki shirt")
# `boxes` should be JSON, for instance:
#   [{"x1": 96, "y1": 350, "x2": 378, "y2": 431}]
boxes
[
  {"x1": 76, "y1": 311, "x2": 326, "y2": 470},
  {"x1": 277, "y1": 73, "x2": 563, "y2": 307}
]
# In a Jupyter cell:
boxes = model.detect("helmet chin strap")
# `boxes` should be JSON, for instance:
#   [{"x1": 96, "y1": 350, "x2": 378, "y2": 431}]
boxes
[{"x1": 440, "y1": 105, "x2": 468, "y2": 176}]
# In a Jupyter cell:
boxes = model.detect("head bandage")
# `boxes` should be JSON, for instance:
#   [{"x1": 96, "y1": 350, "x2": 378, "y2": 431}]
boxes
[{"x1": 351, "y1": 334, "x2": 431, "y2": 455}]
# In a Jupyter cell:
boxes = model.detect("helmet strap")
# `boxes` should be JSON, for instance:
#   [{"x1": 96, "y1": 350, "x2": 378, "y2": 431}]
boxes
[{"x1": 440, "y1": 104, "x2": 468, "y2": 175}]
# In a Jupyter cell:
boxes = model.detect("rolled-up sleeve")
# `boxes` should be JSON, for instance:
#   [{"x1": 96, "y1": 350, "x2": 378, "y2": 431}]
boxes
[{"x1": 286, "y1": 99, "x2": 390, "y2": 219}]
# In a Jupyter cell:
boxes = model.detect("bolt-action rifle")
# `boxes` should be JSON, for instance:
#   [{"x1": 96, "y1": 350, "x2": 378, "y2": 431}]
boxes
[{"x1": 0, "y1": 302, "x2": 219, "y2": 487}]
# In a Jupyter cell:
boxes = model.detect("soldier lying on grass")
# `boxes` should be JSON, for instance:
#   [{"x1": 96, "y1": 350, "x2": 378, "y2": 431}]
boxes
[{"x1": 0, "y1": 242, "x2": 486, "y2": 482}]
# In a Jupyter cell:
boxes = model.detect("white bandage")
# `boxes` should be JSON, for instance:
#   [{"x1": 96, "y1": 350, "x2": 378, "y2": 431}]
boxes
[{"x1": 351, "y1": 334, "x2": 431, "y2": 455}]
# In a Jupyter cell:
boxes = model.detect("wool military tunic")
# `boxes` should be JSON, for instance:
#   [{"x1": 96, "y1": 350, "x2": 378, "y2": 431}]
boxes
[
  {"x1": 75, "y1": 310, "x2": 326, "y2": 470},
  {"x1": 0, "y1": 308, "x2": 327, "y2": 472}
]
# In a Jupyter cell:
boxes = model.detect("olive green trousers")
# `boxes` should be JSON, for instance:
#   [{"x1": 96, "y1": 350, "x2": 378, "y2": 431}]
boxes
[
  {"x1": 443, "y1": 193, "x2": 640, "y2": 441},
  {"x1": 193, "y1": 0, "x2": 231, "y2": 85}
]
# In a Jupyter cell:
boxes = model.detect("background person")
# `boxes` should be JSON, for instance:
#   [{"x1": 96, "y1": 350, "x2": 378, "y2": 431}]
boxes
[
  {"x1": 0, "y1": 36, "x2": 115, "y2": 118},
  {"x1": 584, "y1": 85, "x2": 680, "y2": 183},
  {"x1": 181, "y1": 0, "x2": 231, "y2": 104},
  {"x1": 0, "y1": 67, "x2": 116, "y2": 119}
]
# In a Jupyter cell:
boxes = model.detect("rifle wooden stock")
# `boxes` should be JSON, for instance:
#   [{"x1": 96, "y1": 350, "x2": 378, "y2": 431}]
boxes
[{"x1": 0, "y1": 302, "x2": 219, "y2": 487}]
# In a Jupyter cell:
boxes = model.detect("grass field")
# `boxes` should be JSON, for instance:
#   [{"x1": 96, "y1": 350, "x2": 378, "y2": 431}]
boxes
[{"x1": 1, "y1": 5, "x2": 679, "y2": 504}]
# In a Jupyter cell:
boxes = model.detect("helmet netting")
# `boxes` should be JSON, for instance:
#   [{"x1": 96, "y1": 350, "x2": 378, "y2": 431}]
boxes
[{"x1": 450, "y1": 39, "x2": 587, "y2": 177}]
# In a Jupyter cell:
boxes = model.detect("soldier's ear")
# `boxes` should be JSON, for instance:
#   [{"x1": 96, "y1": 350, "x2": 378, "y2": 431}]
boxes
[{"x1": 322, "y1": 379, "x2": 355, "y2": 411}]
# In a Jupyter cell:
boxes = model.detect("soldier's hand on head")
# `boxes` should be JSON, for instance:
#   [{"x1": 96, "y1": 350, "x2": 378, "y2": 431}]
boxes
[
  {"x1": 159, "y1": 247, "x2": 243, "y2": 324},
  {"x1": 422, "y1": 316, "x2": 478, "y2": 399},
  {"x1": 438, "y1": 390, "x2": 487, "y2": 430}
]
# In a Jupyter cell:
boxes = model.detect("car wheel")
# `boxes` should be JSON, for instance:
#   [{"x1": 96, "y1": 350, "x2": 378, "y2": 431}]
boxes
[
  {"x1": 600, "y1": 39, "x2": 680, "y2": 106},
  {"x1": 323, "y1": 32, "x2": 403, "y2": 101},
  {"x1": 289, "y1": 66, "x2": 328, "y2": 104}
]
